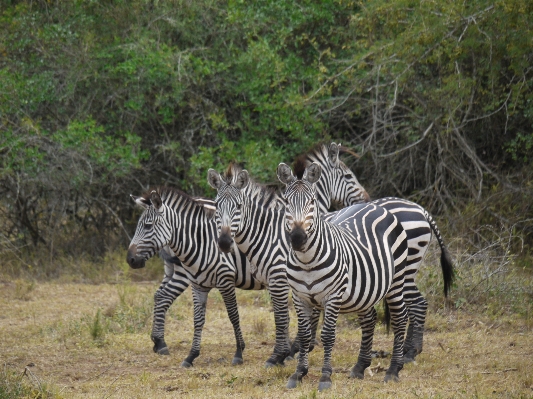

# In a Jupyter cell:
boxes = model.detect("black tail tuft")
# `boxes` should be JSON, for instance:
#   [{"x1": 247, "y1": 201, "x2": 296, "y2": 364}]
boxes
[
  {"x1": 441, "y1": 249, "x2": 455, "y2": 298},
  {"x1": 426, "y1": 211, "x2": 456, "y2": 298}
]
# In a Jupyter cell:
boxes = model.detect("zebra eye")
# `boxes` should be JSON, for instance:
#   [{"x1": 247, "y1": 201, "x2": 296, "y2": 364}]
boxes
[{"x1": 144, "y1": 222, "x2": 153, "y2": 230}]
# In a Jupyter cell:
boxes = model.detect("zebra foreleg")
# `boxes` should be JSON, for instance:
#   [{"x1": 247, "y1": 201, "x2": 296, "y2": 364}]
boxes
[
  {"x1": 288, "y1": 307, "x2": 321, "y2": 359},
  {"x1": 219, "y1": 286, "x2": 246, "y2": 366},
  {"x1": 318, "y1": 299, "x2": 342, "y2": 391},
  {"x1": 181, "y1": 288, "x2": 209, "y2": 368},
  {"x1": 151, "y1": 271, "x2": 190, "y2": 355},
  {"x1": 350, "y1": 307, "x2": 377, "y2": 379},
  {"x1": 287, "y1": 299, "x2": 313, "y2": 389},
  {"x1": 265, "y1": 279, "x2": 291, "y2": 367}
]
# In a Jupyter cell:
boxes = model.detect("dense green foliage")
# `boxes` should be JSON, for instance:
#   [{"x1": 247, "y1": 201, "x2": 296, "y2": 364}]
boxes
[{"x1": 1, "y1": 0, "x2": 532, "y2": 261}]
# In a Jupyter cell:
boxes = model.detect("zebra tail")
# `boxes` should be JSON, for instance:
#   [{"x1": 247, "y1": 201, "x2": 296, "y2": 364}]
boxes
[
  {"x1": 383, "y1": 300, "x2": 391, "y2": 335},
  {"x1": 425, "y1": 211, "x2": 455, "y2": 298}
]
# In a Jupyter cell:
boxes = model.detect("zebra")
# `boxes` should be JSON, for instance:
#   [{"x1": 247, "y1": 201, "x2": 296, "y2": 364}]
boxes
[
  {"x1": 277, "y1": 161, "x2": 409, "y2": 390},
  {"x1": 126, "y1": 187, "x2": 293, "y2": 367},
  {"x1": 150, "y1": 196, "x2": 217, "y2": 356},
  {"x1": 299, "y1": 142, "x2": 454, "y2": 361},
  {"x1": 147, "y1": 143, "x2": 373, "y2": 359}
]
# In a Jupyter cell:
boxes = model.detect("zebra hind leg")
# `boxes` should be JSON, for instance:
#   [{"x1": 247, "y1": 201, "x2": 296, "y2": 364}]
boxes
[
  {"x1": 404, "y1": 295, "x2": 427, "y2": 362},
  {"x1": 350, "y1": 307, "x2": 377, "y2": 379},
  {"x1": 384, "y1": 293, "x2": 408, "y2": 383},
  {"x1": 181, "y1": 288, "x2": 209, "y2": 368}
]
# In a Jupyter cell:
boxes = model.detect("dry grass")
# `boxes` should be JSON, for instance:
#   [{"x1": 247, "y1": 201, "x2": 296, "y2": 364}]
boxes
[{"x1": 0, "y1": 280, "x2": 532, "y2": 399}]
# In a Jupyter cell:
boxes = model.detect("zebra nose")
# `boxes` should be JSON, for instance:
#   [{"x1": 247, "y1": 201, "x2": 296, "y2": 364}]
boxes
[
  {"x1": 289, "y1": 227, "x2": 307, "y2": 251},
  {"x1": 126, "y1": 246, "x2": 146, "y2": 269},
  {"x1": 218, "y1": 232, "x2": 233, "y2": 253}
]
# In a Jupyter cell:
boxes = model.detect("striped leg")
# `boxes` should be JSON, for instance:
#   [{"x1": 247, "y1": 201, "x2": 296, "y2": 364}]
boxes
[
  {"x1": 310, "y1": 307, "x2": 321, "y2": 351},
  {"x1": 318, "y1": 298, "x2": 342, "y2": 391},
  {"x1": 287, "y1": 296, "x2": 313, "y2": 389},
  {"x1": 350, "y1": 307, "x2": 377, "y2": 379},
  {"x1": 384, "y1": 288, "x2": 408, "y2": 382},
  {"x1": 181, "y1": 287, "x2": 209, "y2": 368},
  {"x1": 403, "y1": 277, "x2": 428, "y2": 362},
  {"x1": 288, "y1": 307, "x2": 321, "y2": 358},
  {"x1": 265, "y1": 277, "x2": 291, "y2": 367},
  {"x1": 219, "y1": 286, "x2": 246, "y2": 365},
  {"x1": 152, "y1": 267, "x2": 190, "y2": 355}
]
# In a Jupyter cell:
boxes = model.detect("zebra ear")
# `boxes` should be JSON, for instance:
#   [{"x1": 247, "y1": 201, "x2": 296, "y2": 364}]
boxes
[
  {"x1": 150, "y1": 190, "x2": 163, "y2": 210},
  {"x1": 277, "y1": 163, "x2": 295, "y2": 185},
  {"x1": 304, "y1": 162, "x2": 322, "y2": 184},
  {"x1": 207, "y1": 169, "x2": 223, "y2": 190},
  {"x1": 328, "y1": 142, "x2": 340, "y2": 166},
  {"x1": 131, "y1": 194, "x2": 151, "y2": 209},
  {"x1": 234, "y1": 170, "x2": 249, "y2": 190}
]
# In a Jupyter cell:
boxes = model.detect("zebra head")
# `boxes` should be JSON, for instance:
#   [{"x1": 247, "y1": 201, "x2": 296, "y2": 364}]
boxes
[
  {"x1": 207, "y1": 167, "x2": 249, "y2": 253},
  {"x1": 127, "y1": 190, "x2": 172, "y2": 269},
  {"x1": 277, "y1": 161, "x2": 321, "y2": 252},
  {"x1": 309, "y1": 142, "x2": 370, "y2": 212}
]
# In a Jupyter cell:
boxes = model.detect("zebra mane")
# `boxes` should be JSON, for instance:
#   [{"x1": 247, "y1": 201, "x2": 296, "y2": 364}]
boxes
[
  {"x1": 294, "y1": 141, "x2": 358, "y2": 171},
  {"x1": 141, "y1": 186, "x2": 214, "y2": 217},
  {"x1": 222, "y1": 163, "x2": 282, "y2": 211}
]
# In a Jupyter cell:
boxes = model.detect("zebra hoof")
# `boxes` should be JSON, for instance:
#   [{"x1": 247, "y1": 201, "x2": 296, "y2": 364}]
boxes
[
  {"x1": 155, "y1": 347, "x2": 170, "y2": 355},
  {"x1": 403, "y1": 356, "x2": 415, "y2": 364},
  {"x1": 265, "y1": 361, "x2": 276, "y2": 368},
  {"x1": 318, "y1": 374, "x2": 332, "y2": 391},
  {"x1": 285, "y1": 355, "x2": 295, "y2": 361},
  {"x1": 180, "y1": 361, "x2": 193, "y2": 368},
  {"x1": 286, "y1": 375, "x2": 300, "y2": 389},
  {"x1": 232, "y1": 357, "x2": 244, "y2": 366},
  {"x1": 384, "y1": 373, "x2": 399, "y2": 383},
  {"x1": 349, "y1": 370, "x2": 364, "y2": 380},
  {"x1": 152, "y1": 337, "x2": 169, "y2": 355}
]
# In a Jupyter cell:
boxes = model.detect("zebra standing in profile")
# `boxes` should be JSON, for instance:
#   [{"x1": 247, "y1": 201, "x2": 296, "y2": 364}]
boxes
[
  {"x1": 149, "y1": 196, "x2": 217, "y2": 356},
  {"x1": 126, "y1": 187, "x2": 293, "y2": 367},
  {"x1": 277, "y1": 161, "x2": 409, "y2": 391},
  {"x1": 299, "y1": 142, "x2": 454, "y2": 361}
]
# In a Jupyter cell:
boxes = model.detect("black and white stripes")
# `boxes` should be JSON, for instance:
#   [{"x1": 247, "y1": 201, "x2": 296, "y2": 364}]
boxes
[{"x1": 277, "y1": 162, "x2": 409, "y2": 391}]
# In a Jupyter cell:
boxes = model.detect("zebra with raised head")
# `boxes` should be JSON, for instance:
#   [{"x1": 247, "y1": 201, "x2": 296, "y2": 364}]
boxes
[
  {"x1": 300, "y1": 142, "x2": 454, "y2": 361},
  {"x1": 277, "y1": 161, "x2": 409, "y2": 390},
  {"x1": 126, "y1": 187, "x2": 292, "y2": 367}
]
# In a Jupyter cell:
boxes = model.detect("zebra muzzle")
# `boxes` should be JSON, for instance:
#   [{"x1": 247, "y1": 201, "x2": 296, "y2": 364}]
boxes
[
  {"x1": 217, "y1": 227, "x2": 234, "y2": 253},
  {"x1": 289, "y1": 227, "x2": 307, "y2": 251},
  {"x1": 126, "y1": 246, "x2": 147, "y2": 269}
]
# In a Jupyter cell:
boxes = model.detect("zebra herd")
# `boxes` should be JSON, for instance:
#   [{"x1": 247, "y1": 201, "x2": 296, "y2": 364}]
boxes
[{"x1": 126, "y1": 142, "x2": 454, "y2": 391}]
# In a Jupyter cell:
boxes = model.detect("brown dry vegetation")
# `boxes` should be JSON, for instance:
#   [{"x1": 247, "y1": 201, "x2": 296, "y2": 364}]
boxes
[{"x1": 1, "y1": 274, "x2": 532, "y2": 399}]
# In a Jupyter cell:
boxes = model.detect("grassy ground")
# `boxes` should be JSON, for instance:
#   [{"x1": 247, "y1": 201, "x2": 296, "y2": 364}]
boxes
[{"x1": 1, "y1": 280, "x2": 532, "y2": 399}]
